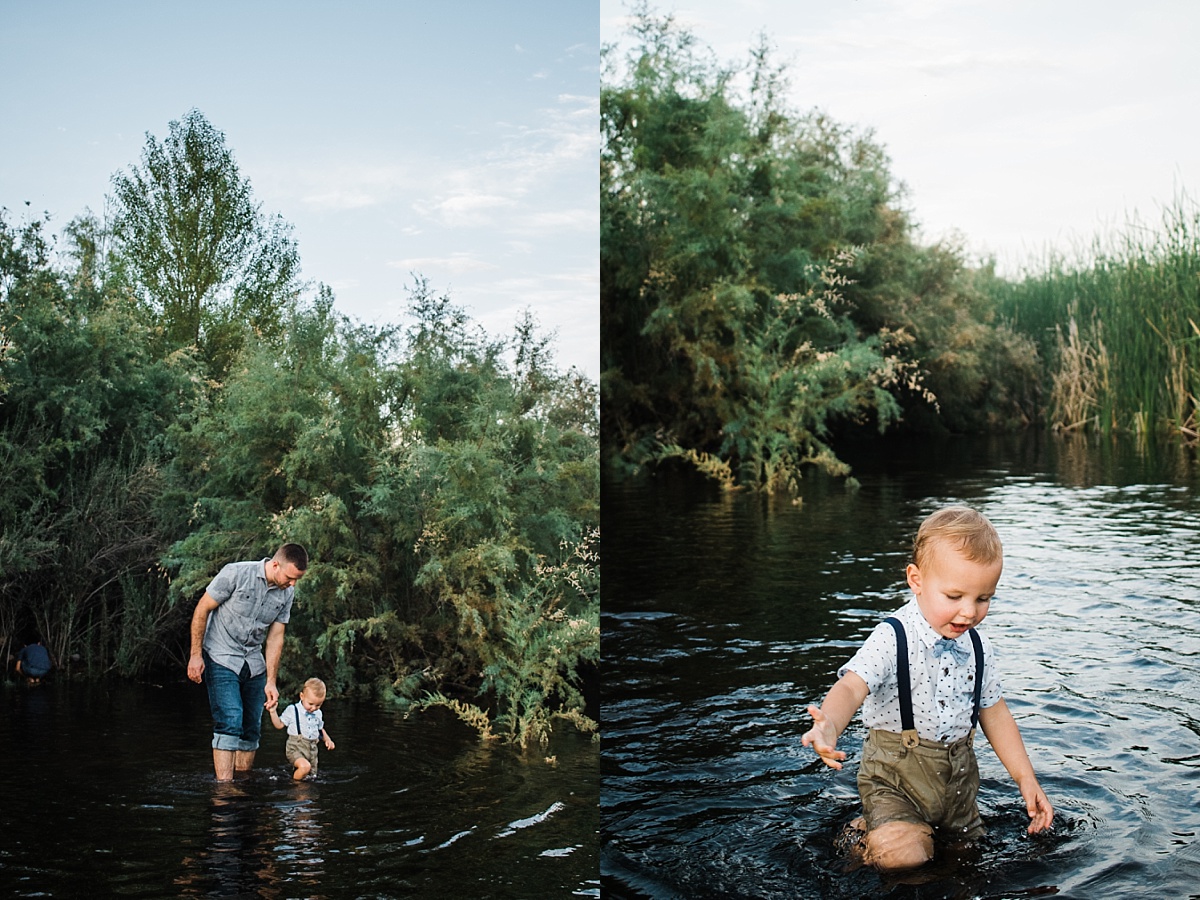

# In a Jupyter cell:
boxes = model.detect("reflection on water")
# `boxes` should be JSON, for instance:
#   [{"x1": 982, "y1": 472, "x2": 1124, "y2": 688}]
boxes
[
  {"x1": 179, "y1": 785, "x2": 285, "y2": 897},
  {"x1": 0, "y1": 679, "x2": 598, "y2": 898},
  {"x1": 175, "y1": 782, "x2": 330, "y2": 898},
  {"x1": 602, "y1": 433, "x2": 1200, "y2": 898}
]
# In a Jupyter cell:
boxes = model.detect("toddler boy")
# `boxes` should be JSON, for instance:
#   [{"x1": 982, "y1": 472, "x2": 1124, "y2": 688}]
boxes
[
  {"x1": 269, "y1": 677, "x2": 335, "y2": 780},
  {"x1": 802, "y1": 507, "x2": 1053, "y2": 870}
]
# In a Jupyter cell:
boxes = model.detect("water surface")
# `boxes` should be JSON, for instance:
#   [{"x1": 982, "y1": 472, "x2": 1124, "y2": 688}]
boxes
[
  {"x1": 602, "y1": 433, "x2": 1200, "y2": 898},
  {"x1": 1, "y1": 679, "x2": 598, "y2": 897}
]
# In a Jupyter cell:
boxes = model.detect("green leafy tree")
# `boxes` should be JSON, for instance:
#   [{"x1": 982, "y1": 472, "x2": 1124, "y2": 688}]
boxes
[
  {"x1": 109, "y1": 109, "x2": 301, "y2": 377},
  {"x1": 847, "y1": 240, "x2": 1042, "y2": 434},
  {"x1": 163, "y1": 286, "x2": 394, "y2": 607},
  {"x1": 352, "y1": 283, "x2": 599, "y2": 744},
  {"x1": 0, "y1": 209, "x2": 198, "y2": 670},
  {"x1": 602, "y1": 10, "x2": 1043, "y2": 486},
  {"x1": 163, "y1": 279, "x2": 598, "y2": 745},
  {"x1": 602, "y1": 12, "x2": 908, "y2": 488}
]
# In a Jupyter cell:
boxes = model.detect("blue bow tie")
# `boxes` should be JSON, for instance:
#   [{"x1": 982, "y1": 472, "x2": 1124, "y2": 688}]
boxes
[{"x1": 933, "y1": 637, "x2": 970, "y2": 665}]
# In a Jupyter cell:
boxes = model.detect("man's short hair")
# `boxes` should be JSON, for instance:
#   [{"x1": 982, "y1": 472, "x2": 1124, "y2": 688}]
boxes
[{"x1": 275, "y1": 543, "x2": 309, "y2": 571}]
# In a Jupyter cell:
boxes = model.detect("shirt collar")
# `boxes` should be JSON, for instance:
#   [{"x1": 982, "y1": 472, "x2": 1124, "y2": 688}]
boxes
[{"x1": 900, "y1": 598, "x2": 967, "y2": 650}]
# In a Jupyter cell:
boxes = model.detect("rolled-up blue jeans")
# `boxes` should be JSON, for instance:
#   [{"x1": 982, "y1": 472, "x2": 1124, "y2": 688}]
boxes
[{"x1": 204, "y1": 652, "x2": 266, "y2": 752}]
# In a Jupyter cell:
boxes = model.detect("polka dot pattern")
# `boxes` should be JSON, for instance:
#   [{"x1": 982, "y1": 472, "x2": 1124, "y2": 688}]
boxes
[{"x1": 838, "y1": 599, "x2": 1002, "y2": 743}]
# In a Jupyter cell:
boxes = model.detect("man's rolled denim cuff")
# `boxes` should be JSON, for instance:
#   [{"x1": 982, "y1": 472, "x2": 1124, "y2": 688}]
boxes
[
  {"x1": 212, "y1": 732, "x2": 243, "y2": 751},
  {"x1": 238, "y1": 737, "x2": 259, "y2": 752}
]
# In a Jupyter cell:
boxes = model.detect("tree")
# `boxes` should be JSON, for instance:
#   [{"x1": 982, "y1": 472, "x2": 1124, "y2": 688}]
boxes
[
  {"x1": 109, "y1": 109, "x2": 300, "y2": 376},
  {"x1": 601, "y1": 12, "x2": 909, "y2": 489},
  {"x1": 601, "y1": 10, "x2": 1042, "y2": 488},
  {"x1": 162, "y1": 279, "x2": 599, "y2": 746},
  {"x1": 360, "y1": 283, "x2": 599, "y2": 745},
  {"x1": 0, "y1": 208, "x2": 198, "y2": 671}
]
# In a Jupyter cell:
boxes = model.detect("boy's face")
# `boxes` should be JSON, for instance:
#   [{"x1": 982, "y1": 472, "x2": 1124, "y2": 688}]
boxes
[
  {"x1": 299, "y1": 689, "x2": 324, "y2": 712},
  {"x1": 906, "y1": 540, "x2": 1001, "y2": 640}
]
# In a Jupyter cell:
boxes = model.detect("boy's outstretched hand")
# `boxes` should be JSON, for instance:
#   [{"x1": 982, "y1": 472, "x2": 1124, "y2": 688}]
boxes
[
  {"x1": 1019, "y1": 778, "x2": 1054, "y2": 833},
  {"x1": 801, "y1": 704, "x2": 847, "y2": 770}
]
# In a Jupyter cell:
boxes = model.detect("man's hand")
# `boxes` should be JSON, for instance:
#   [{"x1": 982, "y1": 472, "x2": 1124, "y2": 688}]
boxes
[
  {"x1": 801, "y1": 704, "x2": 848, "y2": 770},
  {"x1": 187, "y1": 653, "x2": 205, "y2": 683},
  {"x1": 264, "y1": 681, "x2": 279, "y2": 711}
]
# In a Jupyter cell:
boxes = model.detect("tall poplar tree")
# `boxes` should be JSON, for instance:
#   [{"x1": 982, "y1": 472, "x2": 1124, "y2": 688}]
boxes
[{"x1": 110, "y1": 109, "x2": 300, "y2": 376}]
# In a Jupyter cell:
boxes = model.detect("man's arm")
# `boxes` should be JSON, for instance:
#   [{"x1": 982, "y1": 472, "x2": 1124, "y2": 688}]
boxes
[
  {"x1": 263, "y1": 621, "x2": 286, "y2": 710},
  {"x1": 187, "y1": 594, "x2": 220, "y2": 683},
  {"x1": 979, "y1": 698, "x2": 1054, "y2": 833}
]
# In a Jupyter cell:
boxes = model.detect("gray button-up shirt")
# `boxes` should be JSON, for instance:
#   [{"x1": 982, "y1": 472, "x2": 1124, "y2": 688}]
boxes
[{"x1": 202, "y1": 559, "x2": 294, "y2": 677}]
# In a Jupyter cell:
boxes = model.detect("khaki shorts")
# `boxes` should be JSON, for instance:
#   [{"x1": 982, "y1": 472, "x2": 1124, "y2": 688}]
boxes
[
  {"x1": 858, "y1": 729, "x2": 984, "y2": 840},
  {"x1": 285, "y1": 734, "x2": 319, "y2": 773}
]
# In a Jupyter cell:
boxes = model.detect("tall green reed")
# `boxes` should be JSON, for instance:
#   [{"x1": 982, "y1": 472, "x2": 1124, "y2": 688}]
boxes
[{"x1": 994, "y1": 193, "x2": 1200, "y2": 437}]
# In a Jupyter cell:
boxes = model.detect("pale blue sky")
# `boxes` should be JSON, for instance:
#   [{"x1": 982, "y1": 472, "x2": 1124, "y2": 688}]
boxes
[
  {"x1": 1, "y1": 1, "x2": 598, "y2": 378},
  {"x1": 603, "y1": 0, "x2": 1200, "y2": 277}
]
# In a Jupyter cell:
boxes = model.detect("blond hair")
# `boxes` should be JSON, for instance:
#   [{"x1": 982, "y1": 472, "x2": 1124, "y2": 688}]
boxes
[
  {"x1": 912, "y1": 506, "x2": 1002, "y2": 570},
  {"x1": 301, "y1": 677, "x2": 327, "y2": 699}
]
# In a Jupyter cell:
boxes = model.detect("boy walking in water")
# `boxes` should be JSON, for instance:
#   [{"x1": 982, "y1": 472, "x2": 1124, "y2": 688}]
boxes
[
  {"x1": 269, "y1": 677, "x2": 335, "y2": 780},
  {"x1": 803, "y1": 507, "x2": 1053, "y2": 871}
]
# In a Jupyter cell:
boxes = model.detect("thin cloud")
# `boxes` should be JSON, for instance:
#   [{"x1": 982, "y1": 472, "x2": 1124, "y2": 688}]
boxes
[
  {"x1": 912, "y1": 51, "x2": 1062, "y2": 79},
  {"x1": 412, "y1": 192, "x2": 518, "y2": 228},
  {"x1": 387, "y1": 252, "x2": 497, "y2": 273},
  {"x1": 520, "y1": 208, "x2": 596, "y2": 231},
  {"x1": 263, "y1": 163, "x2": 415, "y2": 211},
  {"x1": 405, "y1": 93, "x2": 596, "y2": 231},
  {"x1": 301, "y1": 188, "x2": 380, "y2": 210}
]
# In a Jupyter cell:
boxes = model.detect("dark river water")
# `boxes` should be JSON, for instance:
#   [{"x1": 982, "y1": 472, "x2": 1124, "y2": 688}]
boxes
[
  {"x1": 601, "y1": 433, "x2": 1200, "y2": 899},
  {"x1": 0, "y1": 679, "x2": 598, "y2": 898}
]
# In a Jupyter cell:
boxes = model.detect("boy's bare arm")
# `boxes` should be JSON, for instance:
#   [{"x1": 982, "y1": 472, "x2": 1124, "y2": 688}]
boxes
[
  {"x1": 321, "y1": 728, "x2": 335, "y2": 750},
  {"x1": 802, "y1": 671, "x2": 869, "y2": 770},
  {"x1": 268, "y1": 707, "x2": 286, "y2": 730},
  {"x1": 979, "y1": 699, "x2": 1054, "y2": 833}
]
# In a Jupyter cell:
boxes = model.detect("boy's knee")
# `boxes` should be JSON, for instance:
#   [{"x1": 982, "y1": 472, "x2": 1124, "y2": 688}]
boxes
[{"x1": 864, "y1": 821, "x2": 934, "y2": 871}]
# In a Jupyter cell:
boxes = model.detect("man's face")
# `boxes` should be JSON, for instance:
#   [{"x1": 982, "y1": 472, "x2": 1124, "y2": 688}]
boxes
[{"x1": 268, "y1": 560, "x2": 305, "y2": 589}]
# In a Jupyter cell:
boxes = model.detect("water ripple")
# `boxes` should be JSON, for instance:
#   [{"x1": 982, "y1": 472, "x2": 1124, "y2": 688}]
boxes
[{"x1": 603, "y1": 437, "x2": 1200, "y2": 898}]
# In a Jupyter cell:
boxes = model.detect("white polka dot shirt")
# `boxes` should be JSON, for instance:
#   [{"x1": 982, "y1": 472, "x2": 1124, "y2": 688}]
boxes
[{"x1": 838, "y1": 599, "x2": 1002, "y2": 743}]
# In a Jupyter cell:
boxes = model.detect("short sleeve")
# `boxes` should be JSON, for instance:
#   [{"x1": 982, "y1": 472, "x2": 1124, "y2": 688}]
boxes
[
  {"x1": 205, "y1": 563, "x2": 239, "y2": 603},
  {"x1": 838, "y1": 621, "x2": 898, "y2": 695}
]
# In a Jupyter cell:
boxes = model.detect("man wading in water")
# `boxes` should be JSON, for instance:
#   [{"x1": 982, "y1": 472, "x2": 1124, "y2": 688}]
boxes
[{"x1": 187, "y1": 544, "x2": 309, "y2": 781}]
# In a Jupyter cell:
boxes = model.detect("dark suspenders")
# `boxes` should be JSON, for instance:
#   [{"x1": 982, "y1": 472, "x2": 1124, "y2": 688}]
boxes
[
  {"x1": 886, "y1": 617, "x2": 916, "y2": 734},
  {"x1": 967, "y1": 628, "x2": 984, "y2": 727},
  {"x1": 884, "y1": 617, "x2": 984, "y2": 747}
]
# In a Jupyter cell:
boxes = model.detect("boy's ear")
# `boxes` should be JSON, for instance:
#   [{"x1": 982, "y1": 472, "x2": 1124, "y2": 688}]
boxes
[{"x1": 905, "y1": 563, "x2": 922, "y2": 594}]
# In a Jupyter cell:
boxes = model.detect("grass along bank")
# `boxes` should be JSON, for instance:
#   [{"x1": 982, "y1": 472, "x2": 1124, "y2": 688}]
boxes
[{"x1": 993, "y1": 194, "x2": 1200, "y2": 440}]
